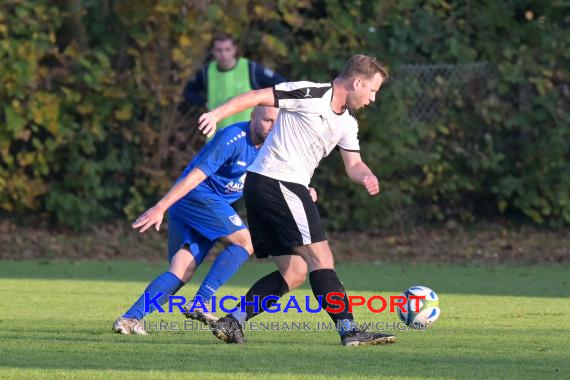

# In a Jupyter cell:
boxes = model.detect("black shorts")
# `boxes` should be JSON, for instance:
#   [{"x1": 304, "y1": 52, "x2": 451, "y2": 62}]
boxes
[{"x1": 244, "y1": 172, "x2": 327, "y2": 258}]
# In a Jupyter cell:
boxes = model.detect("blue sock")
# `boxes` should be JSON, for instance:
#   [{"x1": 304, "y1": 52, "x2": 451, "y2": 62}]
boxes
[
  {"x1": 195, "y1": 245, "x2": 250, "y2": 303},
  {"x1": 337, "y1": 319, "x2": 357, "y2": 337},
  {"x1": 123, "y1": 271, "x2": 184, "y2": 320}
]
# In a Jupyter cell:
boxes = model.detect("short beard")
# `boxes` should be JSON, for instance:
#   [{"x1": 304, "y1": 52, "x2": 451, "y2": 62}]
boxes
[
  {"x1": 345, "y1": 96, "x2": 360, "y2": 112},
  {"x1": 345, "y1": 101, "x2": 359, "y2": 112},
  {"x1": 252, "y1": 128, "x2": 266, "y2": 145}
]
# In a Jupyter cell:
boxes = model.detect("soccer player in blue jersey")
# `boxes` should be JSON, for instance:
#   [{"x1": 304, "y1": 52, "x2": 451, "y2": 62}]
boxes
[{"x1": 112, "y1": 106, "x2": 279, "y2": 335}]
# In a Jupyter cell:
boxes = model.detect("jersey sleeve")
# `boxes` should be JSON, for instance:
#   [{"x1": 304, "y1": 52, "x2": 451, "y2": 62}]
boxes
[
  {"x1": 336, "y1": 118, "x2": 360, "y2": 152},
  {"x1": 273, "y1": 81, "x2": 331, "y2": 112},
  {"x1": 193, "y1": 127, "x2": 239, "y2": 177}
]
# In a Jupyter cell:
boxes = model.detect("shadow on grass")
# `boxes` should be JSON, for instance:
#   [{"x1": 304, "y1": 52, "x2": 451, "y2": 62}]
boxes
[{"x1": 0, "y1": 260, "x2": 569, "y2": 297}]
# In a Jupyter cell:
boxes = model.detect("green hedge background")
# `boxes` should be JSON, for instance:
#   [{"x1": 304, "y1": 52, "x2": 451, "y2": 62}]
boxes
[{"x1": 1, "y1": 1, "x2": 568, "y2": 230}]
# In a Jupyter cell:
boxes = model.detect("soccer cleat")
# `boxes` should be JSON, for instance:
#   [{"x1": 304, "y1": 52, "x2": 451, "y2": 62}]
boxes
[
  {"x1": 183, "y1": 298, "x2": 219, "y2": 325},
  {"x1": 341, "y1": 329, "x2": 396, "y2": 347},
  {"x1": 211, "y1": 315, "x2": 246, "y2": 344},
  {"x1": 112, "y1": 316, "x2": 148, "y2": 335}
]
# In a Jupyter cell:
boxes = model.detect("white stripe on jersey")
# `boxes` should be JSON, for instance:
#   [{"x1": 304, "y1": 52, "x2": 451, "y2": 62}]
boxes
[
  {"x1": 248, "y1": 81, "x2": 360, "y2": 186},
  {"x1": 279, "y1": 182, "x2": 312, "y2": 244}
]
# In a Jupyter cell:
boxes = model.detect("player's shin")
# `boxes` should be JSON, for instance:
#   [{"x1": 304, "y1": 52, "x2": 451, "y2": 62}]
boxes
[
  {"x1": 309, "y1": 269, "x2": 356, "y2": 335},
  {"x1": 230, "y1": 271, "x2": 289, "y2": 323},
  {"x1": 195, "y1": 244, "x2": 249, "y2": 302},
  {"x1": 123, "y1": 271, "x2": 184, "y2": 320}
]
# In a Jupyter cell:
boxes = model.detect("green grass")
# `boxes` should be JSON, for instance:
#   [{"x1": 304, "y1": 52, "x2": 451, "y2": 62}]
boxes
[{"x1": 0, "y1": 261, "x2": 569, "y2": 379}]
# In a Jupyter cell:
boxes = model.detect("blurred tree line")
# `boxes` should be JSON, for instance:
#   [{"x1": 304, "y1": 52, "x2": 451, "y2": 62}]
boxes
[{"x1": 0, "y1": 0, "x2": 568, "y2": 230}]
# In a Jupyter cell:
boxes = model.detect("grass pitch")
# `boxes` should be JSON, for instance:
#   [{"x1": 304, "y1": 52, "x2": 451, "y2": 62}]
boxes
[{"x1": 0, "y1": 260, "x2": 568, "y2": 379}]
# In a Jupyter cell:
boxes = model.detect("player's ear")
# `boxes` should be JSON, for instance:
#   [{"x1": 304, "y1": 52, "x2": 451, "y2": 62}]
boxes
[
  {"x1": 349, "y1": 76, "x2": 359, "y2": 90},
  {"x1": 354, "y1": 77, "x2": 362, "y2": 88}
]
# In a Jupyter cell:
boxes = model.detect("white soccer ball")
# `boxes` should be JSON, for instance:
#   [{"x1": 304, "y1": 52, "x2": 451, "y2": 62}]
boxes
[{"x1": 397, "y1": 285, "x2": 440, "y2": 329}]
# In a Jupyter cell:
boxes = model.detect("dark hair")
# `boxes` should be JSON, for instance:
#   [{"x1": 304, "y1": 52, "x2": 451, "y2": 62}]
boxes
[
  {"x1": 211, "y1": 32, "x2": 236, "y2": 47},
  {"x1": 339, "y1": 55, "x2": 389, "y2": 80}
]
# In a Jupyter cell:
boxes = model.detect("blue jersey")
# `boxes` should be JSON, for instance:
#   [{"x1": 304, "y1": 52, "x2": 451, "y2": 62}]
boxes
[{"x1": 179, "y1": 122, "x2": 259, "y2": 204}]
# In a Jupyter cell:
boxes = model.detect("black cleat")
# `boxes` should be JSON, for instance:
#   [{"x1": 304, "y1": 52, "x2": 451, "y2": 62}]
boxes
[
  {"x1": 341, "y1": 329, "x2": 397, "y2": 347},
  {"x1": 211, "y1": 315, "x2": 246, "y2": 344}
]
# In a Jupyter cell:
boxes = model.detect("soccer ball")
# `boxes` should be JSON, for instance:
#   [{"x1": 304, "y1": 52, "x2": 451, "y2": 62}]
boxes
[{"x1": 397, "y1": 285, "x2": 440, "y2": 329}]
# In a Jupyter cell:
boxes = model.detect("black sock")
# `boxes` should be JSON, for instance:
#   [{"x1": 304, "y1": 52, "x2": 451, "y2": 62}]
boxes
[
  {"x1": 231, "y1": 271, "x2": 289, "y2": 322},
  {"x1": 309, "y1": 269, "x2": 354, "y2": 325}
]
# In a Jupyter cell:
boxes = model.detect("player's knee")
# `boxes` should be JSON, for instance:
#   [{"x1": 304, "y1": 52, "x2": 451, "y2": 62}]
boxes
[
  {"x1": 297, "y1": 252, "x2": 334, "y2": 271},
  {"x1": 240, "y1": 241, "x2": 254, "y2": 255},
  {"x1": 302, "y1": 242, "x2": 335, "y2": 270},
  {"x1": 224, "y1": 230, "x2": 254, "y2": 255},
  {"x1": 233, "y1": 237, "x2": 254, "y2": 255},
  {"x1": 223, "y1": 239, "x2": 254, "y2": 255}
]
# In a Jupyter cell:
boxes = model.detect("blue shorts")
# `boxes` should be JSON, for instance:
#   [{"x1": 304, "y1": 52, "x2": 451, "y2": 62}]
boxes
[{"x1": 166, "y1": 192, "x2": 247, "y2": 263}]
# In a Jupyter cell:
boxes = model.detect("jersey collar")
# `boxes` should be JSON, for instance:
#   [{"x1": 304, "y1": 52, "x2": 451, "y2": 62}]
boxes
[{"x1": 330, "y1": 82, "x2": 348, "y2": 116}]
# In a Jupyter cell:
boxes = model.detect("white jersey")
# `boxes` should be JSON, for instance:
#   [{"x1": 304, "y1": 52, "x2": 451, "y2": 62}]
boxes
[{"x1": 247, "y1": 81, "x2": 360, "y2": 186}]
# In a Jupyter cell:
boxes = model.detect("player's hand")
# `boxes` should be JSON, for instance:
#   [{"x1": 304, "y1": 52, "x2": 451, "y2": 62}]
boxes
[
  {"x1": 132, "y1": 205, "x2": 165, "y2": 233},
  {"x1": 309, "y1": 187, "x2": 318, "y2": 202},
  {"x1": 362, "y1": 175, "x2": 380, "y2": 196},
  {"x1": 198, "y1": 112, "x2": 217, "y2": 137}
]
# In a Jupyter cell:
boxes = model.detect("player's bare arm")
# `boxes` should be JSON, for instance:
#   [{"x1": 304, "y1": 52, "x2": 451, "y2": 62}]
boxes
[
  {"x1": 339, "y1": 148, "x2": 380, "y2": 196},
  {"x1": 132, "y1": 167, "x2": 207, "y2": 233},
  {"x1": 198, "y1": 87, "x2": 275, "y2": 137},
  {"x1": 308, "y1": 187, "x2": 318, "y2": 202}
]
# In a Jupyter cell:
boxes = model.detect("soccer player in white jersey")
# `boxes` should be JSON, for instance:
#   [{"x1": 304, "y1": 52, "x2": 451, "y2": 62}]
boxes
[{"x1": 197, "y1": 55, "x2": 394, "y2": 346}]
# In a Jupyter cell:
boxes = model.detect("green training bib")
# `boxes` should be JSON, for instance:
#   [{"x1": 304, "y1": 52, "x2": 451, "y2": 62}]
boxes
[{"x1": 207, "y1": 57, "x2": 253, "y2": 132}]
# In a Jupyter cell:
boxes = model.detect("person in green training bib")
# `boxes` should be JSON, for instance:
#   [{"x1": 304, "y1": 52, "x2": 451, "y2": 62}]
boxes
[{"x1": 183, "y1": 32, "x2": 286, "y2": 132}]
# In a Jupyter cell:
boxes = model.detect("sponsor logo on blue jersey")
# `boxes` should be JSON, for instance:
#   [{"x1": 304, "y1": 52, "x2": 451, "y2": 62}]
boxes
[{"x1": 224, "y1": 173, "x2": 246, "y2": 193}]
